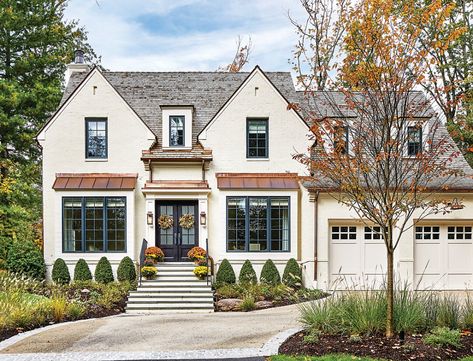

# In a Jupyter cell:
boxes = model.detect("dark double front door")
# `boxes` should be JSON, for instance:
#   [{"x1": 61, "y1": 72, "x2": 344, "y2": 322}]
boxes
[{"x1": 156, "y1": 201, "x2": 198, "y2": 262}]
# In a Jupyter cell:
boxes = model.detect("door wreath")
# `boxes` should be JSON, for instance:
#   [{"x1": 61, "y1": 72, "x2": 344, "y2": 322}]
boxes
[
  {"x1": 158, "y1": 214, "x2": 173, "y2": 229},
  {"x1": 179, "y1": 214, "x2": 195, "y2": 229}
]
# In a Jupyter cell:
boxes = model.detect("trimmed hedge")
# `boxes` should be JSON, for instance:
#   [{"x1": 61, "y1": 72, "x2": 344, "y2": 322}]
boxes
[
  {"x1": 239, "y1": 259, "x2": 257, "y2": 284},
  {"x1": 74, "y1": 258, "x2": 92, "y2": 281},
  {"x1": 6, "y1": 241, "x2": 45, "y2": 280},
  {"x1": 282, "y1": 258, "x2": 303, "y2": 289},
  {"x1": 260, "y1": 259, "x2": 281, "y2": 285},
  {"x1": 52, "y1": 258, "x2": 71, "y2": 284},
  {"x1": 216, "y1": 259, "x2": 236, "y2": 284},
  {"x1": 94, "y1": 257, "x2": 114, "y2": 284},
  {"x1": 117, "y1": 256, "x2": 136, "y2": 282}
]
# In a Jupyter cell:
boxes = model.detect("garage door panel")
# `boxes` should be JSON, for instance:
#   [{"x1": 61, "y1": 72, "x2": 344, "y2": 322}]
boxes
[
  {"x1": 446, "y1": 274, "x2": 473, "y2": 290},
  {"x1": 364, "y1": 243, "x2": 387, "y2": 274},
  {"x1": 447, "y1": 243, "x2": 473, "y2": 274},
  {"x1": 415, "y1": 274, "x2": 445, "y2": 290},
  {"x1": 415, "y1": 243, "x2": 442, "y2": 274},
  {"x1": 331, "y1": 243, "x2": 360, "y2": 275}
]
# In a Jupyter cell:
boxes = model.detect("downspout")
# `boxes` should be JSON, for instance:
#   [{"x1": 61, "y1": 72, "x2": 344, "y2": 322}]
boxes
[
  {"x1": 314, "y1": 190, "x2": 320, "y2": 281},
  {"x1": 148, "y1": 160, "x2": 153, "y2": 182},
  {"x1": 201, "y1": 160, "x2": 205, "y2": 181}
]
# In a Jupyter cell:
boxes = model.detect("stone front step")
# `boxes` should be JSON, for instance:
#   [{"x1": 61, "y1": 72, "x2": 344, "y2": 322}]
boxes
[{"x1": 127, "y1": 297, "x2": 214, "y2": 303}]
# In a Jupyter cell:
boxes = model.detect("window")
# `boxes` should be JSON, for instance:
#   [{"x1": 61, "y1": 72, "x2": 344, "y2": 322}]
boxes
[
  {"x1": 247, "y1": 119, "x2": 268, "y2": 158},
  {"x1": 407, "y1": 126, "x2": 422, "y2": 156},
  {"x1": 447, "y1": 226, "x2": 472, "y2": 240},
  {"x1": 364, "y1": 226, "x2": 384, "y2": 240},
  {"x1": 227, "y1": 197, "x2": 289, "y2": 252},
  {"x1": 334, "y1": 126, "x2": 349, "y2": 154},
  {"x1": 63, "y1": 197, "x2": 126, "y2": 252},
  {"x1": 415, "y1": 226, "x2": 440, "y2": 240},
  {"x1": 331, "y1": 226, "x2": 357, "y2": 240},
  {"x1": 169, "y1": 116, "x2": 185, "y2": 146},
  {"x1": 86, "y1": 118, "x2": 107, "y2": 159}
]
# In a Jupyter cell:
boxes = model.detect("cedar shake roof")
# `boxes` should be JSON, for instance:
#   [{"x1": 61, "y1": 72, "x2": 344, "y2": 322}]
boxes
[{"x1": 53, "y1": 173, "x2": 137, "y2": 190}]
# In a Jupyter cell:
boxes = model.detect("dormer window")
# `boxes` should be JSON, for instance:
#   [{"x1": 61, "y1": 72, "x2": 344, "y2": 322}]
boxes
[
  {"x1": 407, "y1": 126, "x2": 422, "y2": 156},
  {"x1": 169, "y1": 116, "x2": 185, "y2": 147}
]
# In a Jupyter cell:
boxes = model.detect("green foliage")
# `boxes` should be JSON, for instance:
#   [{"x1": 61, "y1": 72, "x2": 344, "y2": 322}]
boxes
[
  {"x1": 260, "y1": 259, "x2": 281, "y2": 285},
  {"x1": 240, "y1": 296, "x2": 256, "y2": 312},
  {"x1": 463, "y1": 295, "x2": 473, "y2": 330},
  {"x1": 216, "y1": 259, "x2": 236, "y2": 284},
  {"x1": 303, "y1": 329, "x2": 322, "y2": 344},
  {"x1": 424, "y1": 327, "x2": 461, "y2": 348},
  {"x1": 51, "y1": 258, "x2": 70, "y2": 285},
  {"x1": 73, "y1": 259, "x2": 92, "y2": 281},
  {"x1": 6, "y1": 241, "x2": 45, "y2": 280},
  {"x1": 94, "y1": 257, "x2": 114, "y2": 284},
  {"x1": 270, "y1": 355, "x2": 384, "y2": 361},
  {"x1": 282, "y1": 258, "x2": 303, "y2": 289},
  {"x1": 238, "y1": 260, "x2": 257, "y2": 284},
  {"x1": 116, "y1": 257, "x2": 136, "y2": 282}
]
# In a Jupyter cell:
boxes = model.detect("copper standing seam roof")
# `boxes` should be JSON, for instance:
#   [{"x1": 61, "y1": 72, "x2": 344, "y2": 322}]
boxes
[
  {"x1": 53, "y1": 173, "x2": 138, "y2": 190},
  {"x1": 216, "y1": 173, "x2": 300, "y2": 189},
  {"x1": 144, "y1": 180, "x2": 209, "y2": 189}
]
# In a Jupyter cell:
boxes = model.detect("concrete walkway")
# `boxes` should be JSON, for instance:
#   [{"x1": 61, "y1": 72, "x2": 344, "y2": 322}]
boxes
[{"x1": 0, "y1": 303, "x2": 302, "y2": 360}]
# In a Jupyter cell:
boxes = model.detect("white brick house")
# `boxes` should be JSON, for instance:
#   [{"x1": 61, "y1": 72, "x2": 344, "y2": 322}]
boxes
[{"x1": 37, "y1": 61, "x2": 473, "y2": 291}]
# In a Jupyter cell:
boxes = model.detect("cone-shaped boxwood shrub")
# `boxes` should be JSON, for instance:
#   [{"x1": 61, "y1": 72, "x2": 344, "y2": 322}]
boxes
[
  {"x1": 52, "y1": 258, "x2": 71, "y2": 284},
  {"x1": 117, "y1": 256, "x2": 136, "y2": 282},
  {"x1": 6, "y1": 241, "x2": 45, "y2": 280},
  {"x1": 260, "y1": 259, "x2": 281, "y2": 285},
  {"x1": 74, "y1": 258, "x2": 92, "y2": 281},
  {"x1": 239, "y1": 259, "x2": 257, "y2": 284},
  {"x1": 282, "y1": 258, "x2": 303, "y2": 289},
  {"x1": 94, "y1": 256, "x2": 114, "y2": 284},
  {"x1": 216, "y1": 259, "x2": 236, "y2": 284}
]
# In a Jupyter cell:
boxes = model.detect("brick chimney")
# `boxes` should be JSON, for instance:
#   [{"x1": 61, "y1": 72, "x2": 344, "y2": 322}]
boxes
[{"x1": 65, "y1": 49, "x2": 89, "y2": 84}]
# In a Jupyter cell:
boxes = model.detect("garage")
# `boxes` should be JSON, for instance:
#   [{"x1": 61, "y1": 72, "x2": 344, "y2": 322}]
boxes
[
  {"x1": 329, "y1": 224, "x2": 387, "y2": 289},
  {"x1": 414, "y1": 224, "x2": 473, "y2": 290}
]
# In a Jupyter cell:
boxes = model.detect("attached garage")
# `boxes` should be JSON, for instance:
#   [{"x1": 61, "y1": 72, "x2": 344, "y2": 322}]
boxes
[
  {"x1": 329, "y1": 224, "x2": 387, "y2": 289},
  {"x1": 414, "y1": 224, "x2": 473, "y2": 290}
]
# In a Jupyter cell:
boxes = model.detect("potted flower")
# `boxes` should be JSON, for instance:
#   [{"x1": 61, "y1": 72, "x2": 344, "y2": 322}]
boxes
[
  {"x1": 193, "y1": 265, "x2": 209, "y2": 280},
  {"x1": 141, "y1": 265, "x2": 158, "y2": 280},
  {"x1": 187, "y1": 246, "x2": 206, "y2": 263},
  {"x1": 144, "y1": 246, "x2": 165, "y2": 263}
]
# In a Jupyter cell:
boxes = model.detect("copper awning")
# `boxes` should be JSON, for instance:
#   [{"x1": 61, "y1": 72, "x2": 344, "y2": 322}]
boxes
[
  {"x1": 216, "y1": 173, "x2": 300, "y2": 189},
  {"x1": 53, "y1": 173, "x2": 137, "y2": 190}
]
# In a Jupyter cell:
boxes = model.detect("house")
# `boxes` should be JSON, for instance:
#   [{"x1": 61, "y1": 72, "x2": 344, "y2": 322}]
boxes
[{"x1": 37, "y1": 55, "x2": 473, "y2": 293}]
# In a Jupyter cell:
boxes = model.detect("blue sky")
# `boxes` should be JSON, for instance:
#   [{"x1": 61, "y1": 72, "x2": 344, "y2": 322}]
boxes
[{"x1": 65, "y1": 0, "x2": 305, "y2": 72}]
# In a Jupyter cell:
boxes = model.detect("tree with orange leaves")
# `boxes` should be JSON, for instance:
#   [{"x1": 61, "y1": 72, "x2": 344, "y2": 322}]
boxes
[{"x1": 294, "y1": 0, "x2": 466, "y2": 337}]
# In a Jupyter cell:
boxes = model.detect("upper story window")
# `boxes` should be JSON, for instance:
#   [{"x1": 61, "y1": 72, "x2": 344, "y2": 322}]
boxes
[
  {"x1": 333, "y1": 126, "x2": 348, "y2": 154},
  {"x1": 86, "y1": 118, "x2": 107, "y2": 159},
  {"x1": 247, "y1": 119, "x2": 268, "y2": 158},
  {"x1": 169, "y1": 116, "x2": 185, "y2": 147},
  {"x1": 407, "y1": 126, "x2": 422, "y2": 156}
]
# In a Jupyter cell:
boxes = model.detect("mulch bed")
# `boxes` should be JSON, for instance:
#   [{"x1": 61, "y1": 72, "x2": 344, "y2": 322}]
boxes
[{"x1": 279, "y1": 331, "x2": 473, "y2": 361}]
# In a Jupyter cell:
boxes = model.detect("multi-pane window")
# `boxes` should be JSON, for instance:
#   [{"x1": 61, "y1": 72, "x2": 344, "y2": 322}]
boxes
[
  {"x1": 415, "y1": 226, "x2": 440, "y2": 240},
  {"x1": 247, "y1": 119, "x2": 268, "y2": 158},
  {"x1": 169, "y1": 116, "x2": 185, "y2": 146},
  {"x1": 86, "y1": 118, "x2": 107, "y2": 158},
  {"x1": 364, "y1": 226, "x2": 384, "y2": 240},
  {"x1": 63, "y1": 197, "x2": 126, "y2": 252},
  {"x1": 407, "y1": 126, "x2": 422, "y2": 156},
  {"x1": 447, "y1": 226, "x2": 472, "y2": 240},
  {"x1": 334, "y1": 126, "x2": 349, "y2": 154},
  {"x1": 227, "y1": 197, "x2": 289, "y2": 252},
  {"x1": 331, "y1": 226, "x2": 357, "y2": 240}
]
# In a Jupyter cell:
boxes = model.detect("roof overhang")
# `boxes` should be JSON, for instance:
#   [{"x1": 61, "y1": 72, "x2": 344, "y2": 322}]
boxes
[
  {"x1": 216, "y1": 173, "x2": 300, "y2": 190},
  {"x1": 53, "y1": 173, "x2": 137, "y2": 190}
]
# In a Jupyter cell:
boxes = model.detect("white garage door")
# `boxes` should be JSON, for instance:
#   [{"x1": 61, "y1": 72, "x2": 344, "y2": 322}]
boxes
[
  {"x1": 415, "y1": 225, "x2": 473, "y2": 290},
  {"x1": 330, "y1": 225, "x2": 386, "y2": 289}
]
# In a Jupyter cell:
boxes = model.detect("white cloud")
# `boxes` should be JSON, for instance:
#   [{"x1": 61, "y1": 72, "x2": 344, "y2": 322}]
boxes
[{"x1": 65, "y1": 0, "x2": 306, "y2": 71}]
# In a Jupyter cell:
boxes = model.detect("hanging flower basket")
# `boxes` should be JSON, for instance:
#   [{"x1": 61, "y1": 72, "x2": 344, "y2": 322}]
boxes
[
  {"x1": 179, "y1": 214, "x2": 195, "y2": 229},
  {"x1": 158, "y1": 214, "x2": 173, "y2": 229}
]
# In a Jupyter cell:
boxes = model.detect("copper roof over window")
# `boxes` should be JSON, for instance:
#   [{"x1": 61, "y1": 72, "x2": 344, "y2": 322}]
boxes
[
  {"x1": 216, "y1": 173, "x2": 300, "y2": 190},
  {"x1": 53, "y1": 173, "x2": 137, "y2": 190}
]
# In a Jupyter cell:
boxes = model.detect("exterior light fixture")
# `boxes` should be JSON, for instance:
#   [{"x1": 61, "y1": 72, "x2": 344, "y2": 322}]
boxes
[
  {"x1": 200, "y1": 211, "x2": 207, "y2": 226},
  {"x1": 450, "y1": 198, "x2": 464, "y2": 210},
  {"x1": 147, "y1": 211, "x2": 154, "y2": 225}
]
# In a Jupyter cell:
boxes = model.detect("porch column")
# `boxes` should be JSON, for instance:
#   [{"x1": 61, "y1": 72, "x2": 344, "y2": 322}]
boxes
[
  {"x1": 145, "y1": 197, "x2": 156, "y2": 246},
  {"x1": 198, "y1": 196, "x2": 208, "y2": 249}
]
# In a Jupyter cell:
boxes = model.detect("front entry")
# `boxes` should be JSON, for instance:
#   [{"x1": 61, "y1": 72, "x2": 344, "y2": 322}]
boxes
[{"x1": 156, "y1": 200, "x2": 199, "y2": 262}]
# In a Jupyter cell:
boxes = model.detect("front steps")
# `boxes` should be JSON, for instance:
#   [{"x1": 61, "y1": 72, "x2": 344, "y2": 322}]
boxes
[{"x1": 126, "y1": 262, "x2": 214, "y2": 314}]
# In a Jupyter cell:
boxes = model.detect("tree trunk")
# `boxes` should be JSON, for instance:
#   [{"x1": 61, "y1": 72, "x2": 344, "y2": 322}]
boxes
[{"x1": 386, "y1": 249, "x2": 394, "y2": 338}]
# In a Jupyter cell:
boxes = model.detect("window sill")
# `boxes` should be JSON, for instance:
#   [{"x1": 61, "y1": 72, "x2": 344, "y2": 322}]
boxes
[
  {"x1": 162, "y1": 147, "x2": 192, "y2": 151},
  {"x1": 85, "y1": 158, "x2": 108, "y2": 162},
  {"x1": 246, "y1": 158, "x2": 270, "y2": 162}
]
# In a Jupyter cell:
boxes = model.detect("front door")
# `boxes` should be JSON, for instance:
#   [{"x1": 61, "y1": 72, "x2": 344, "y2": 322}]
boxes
[{"x1": 156, "y1": 200, "x2": 199, "y2": 262}]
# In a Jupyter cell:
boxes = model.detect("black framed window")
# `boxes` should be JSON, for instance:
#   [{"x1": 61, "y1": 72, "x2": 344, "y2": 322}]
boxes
[
  {"x1": 334, "y1": 126, "x2": 348, "y2": 154},
  {"x1": 247, "y1": 119, "x2": 268, "y2": 158},
  {"x1": 86, "y1": 118, "x2": 107, "y2": 159},
  {"x1": 227, "y1": 196, "x2": 290, "y2": 252},
  {"x1": 63, "y1": 196, "x2": 126, "y2": 252},
  {"x1": 407, "y1": 126, "x2": 422, "y2": 156},
  {"x1": 169, "y1": 116, "x2": 185, "y2": 146}
]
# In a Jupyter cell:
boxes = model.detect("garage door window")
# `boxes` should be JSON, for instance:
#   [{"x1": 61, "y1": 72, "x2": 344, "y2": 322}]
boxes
[
  {"x1": 331, "y1": 226, "x2": 356, "y2": 240},
  {"x1": 448, "y1": 226, "x2": 472, "y2": 240},
  {"x1": 415, "y1": 226, "x2": 440, "y2": 240},
  {"x1": 364, "y1": 226, "x2": 383, "y2": 240}
]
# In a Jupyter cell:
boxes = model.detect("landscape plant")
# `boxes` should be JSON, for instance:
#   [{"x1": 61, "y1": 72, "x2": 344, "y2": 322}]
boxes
[
  {"x1": 424, "y1": 326, "x2": 461, "y2": 348},
  {"x1": 117, "y1": 256, "x2": 136, "y2": 282},
  {"x1": 73, "y1": 259, "x2": 92, "y2": 281},
  {"x1": 144, "y1": 247, "x2": 164, "y2": 262},
  {"x1": 193, "y1": 265, "x2": 209, "y2": 279},
  {"x1": 282, "y1": 258, "x2": 303, "y2": 289},
  {"x1": 94, "y1": 257, "x2": 114, "y2": 284},
  {"x1": 238, "y1": 260, "x2": 257, "y2": 284},
  {"x1": 260, "y1": 259, "x2": 281, "y2": 285},
  {"x1": 51, "y1": 258, "x2": 70, "y2": 285},
  {"x1": 187, "y1": 246, "x2": 206, "y2": 262},
  {"x1": 141, "y1": 266, "x2": 157, "y2": 280},
  {"x1": 6, "y1": 241, "x2": 45, "y2": 280},
  {"x1": 216, "y1": 259, "x2": 236, "y2": 284}
]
